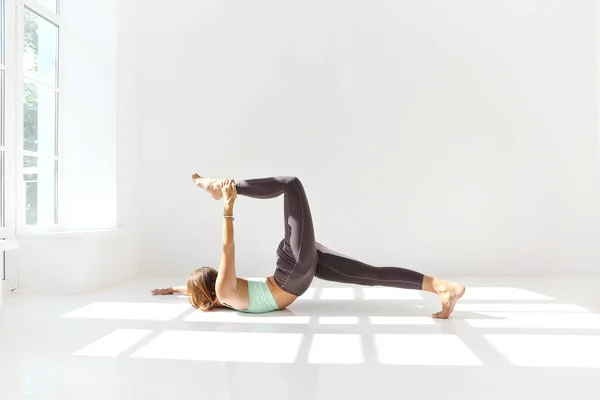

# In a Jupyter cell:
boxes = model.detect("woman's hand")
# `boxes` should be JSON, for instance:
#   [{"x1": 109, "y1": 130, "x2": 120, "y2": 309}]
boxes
[
  {"x1": 221, "y1": 178, "x2": 237, "y2": 204},
  {"x1": 151, "y1": 287, "x2": 174, "y2": 295}
]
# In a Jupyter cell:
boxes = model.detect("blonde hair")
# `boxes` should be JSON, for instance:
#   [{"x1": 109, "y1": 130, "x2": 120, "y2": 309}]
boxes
[{"x1": 187, "y1": 267, "x2": 218, "y2": 311}]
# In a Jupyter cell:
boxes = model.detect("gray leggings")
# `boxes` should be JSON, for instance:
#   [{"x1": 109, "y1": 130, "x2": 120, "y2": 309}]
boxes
[{"x1": 236, "y1": 176, "x2": 424, "y2": 296}]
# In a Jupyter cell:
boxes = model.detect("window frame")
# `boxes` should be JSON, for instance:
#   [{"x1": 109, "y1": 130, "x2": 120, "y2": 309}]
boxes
[
  {"x1": 1, "y1": 0, "x2": 17, "y2": 290},
  {"x1": 0, "y1": 0, "x2": 17, "y2": 241},
  {"x1": 16, "y1": 0, "x2": 61, "y2": 234}
]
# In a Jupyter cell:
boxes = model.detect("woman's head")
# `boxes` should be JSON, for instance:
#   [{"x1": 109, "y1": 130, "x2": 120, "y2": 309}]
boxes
[{"x1": 187, "y1": 266, "x2": 218, "y2": 311}]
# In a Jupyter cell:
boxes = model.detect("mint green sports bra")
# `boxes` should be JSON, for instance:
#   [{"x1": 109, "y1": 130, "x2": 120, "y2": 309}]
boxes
[{"x1": 225, "y1": 279, "x2": 280, "y2": 314}]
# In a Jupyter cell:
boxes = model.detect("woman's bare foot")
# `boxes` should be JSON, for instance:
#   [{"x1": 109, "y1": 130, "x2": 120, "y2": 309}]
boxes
[
  {"x1": 432, "y1": 282, "x2": 466, "y2": 319},
  {"x1": 192, "y1": 173, "x2": 223, "y2": 200}
]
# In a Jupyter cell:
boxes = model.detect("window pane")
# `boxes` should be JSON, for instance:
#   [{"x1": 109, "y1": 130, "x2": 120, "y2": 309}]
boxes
[
  {"x1": 25, "y1": 181, "x2": 37, "y2": 225},
  {"x1": 24, "y1": 157, "x2": 55, "y2": 226},
  {"x1": 23, "y1": 81, "x2": 57, "y2": 154},
  {"x1": 23, "y1": 155, "x2": 38, "y2": 179},
  {"x1": 36, "y1": 0, "x2": 57, "y2": 14},
  {"x1": 24, "y1": 155, "x2": 38, "y2": 167},
  {"x1": 23, "y1": 8, "x2": 58, "y2": 86}
]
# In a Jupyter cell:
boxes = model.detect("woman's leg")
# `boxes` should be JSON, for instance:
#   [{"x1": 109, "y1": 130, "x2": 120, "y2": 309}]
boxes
[
  {"x1": 315, "y1": 244, "x2": 465, "y2": 318},
  {"x1": 193, "y1": 174, "x2": 318, "y2": 296},
  {"x1": 314, "y1": 244, "x2": 424, "y2": 290},
  {"x1": 235, "y1": 177, "x2": 318, "y2": 296}
]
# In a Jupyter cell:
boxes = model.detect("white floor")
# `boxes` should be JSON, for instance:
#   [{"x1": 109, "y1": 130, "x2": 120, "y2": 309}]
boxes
[{"x1": 1, "y1": 277, "x2": 600, "y2": 400}]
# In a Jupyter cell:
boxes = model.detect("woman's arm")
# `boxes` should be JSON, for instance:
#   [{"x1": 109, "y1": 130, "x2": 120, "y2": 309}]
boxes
[
  {"x1": 215, "y1": 179, "x2": 240, "y2": 304},
  {"x1": 171, "y1": 286, "x2": 188, "y2": 295},
  {"x1": 151, "y1": 285, "x2": 188, "y2": 295}
]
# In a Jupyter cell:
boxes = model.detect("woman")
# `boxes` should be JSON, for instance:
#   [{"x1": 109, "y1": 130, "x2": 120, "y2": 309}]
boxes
[{"x1": 152, "y1": 174, "x2": 465, "y2": 318}]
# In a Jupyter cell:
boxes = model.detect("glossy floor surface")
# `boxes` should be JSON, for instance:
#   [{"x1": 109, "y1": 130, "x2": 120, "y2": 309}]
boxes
[{"x1": 1, "y1": 277, "x2": 599, "y2": 399}]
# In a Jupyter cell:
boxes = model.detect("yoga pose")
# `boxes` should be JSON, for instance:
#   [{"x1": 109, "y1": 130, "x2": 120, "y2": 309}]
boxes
[{"x1": 152, "y1": 175, "x2": 465, "y2": 318}]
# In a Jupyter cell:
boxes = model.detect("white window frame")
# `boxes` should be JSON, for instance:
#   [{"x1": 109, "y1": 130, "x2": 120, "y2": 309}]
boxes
[
  {"x1": 1, "y1": 0, "x2": 18, "y2": 291},
  {"x1": 0, "y1": 0, "x2": 17, "y2": 242},
  {"x1": 1, "y1": 0, "x2": 61, "y2": 290},
  {"x1": 16, "y1": 0, "x2": 61, "y2": 234}
]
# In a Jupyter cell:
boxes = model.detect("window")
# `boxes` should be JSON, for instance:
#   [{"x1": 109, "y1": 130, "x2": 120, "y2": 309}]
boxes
[
  {"x1": 21, "y1": 1, "x2": 59, "y2": 228},
  {"x1": 1, "y1": 0, "x2": 61, "y2": 287},
  {"x1": 0, "y1": 0, "x2": 60, "y2": 236}
]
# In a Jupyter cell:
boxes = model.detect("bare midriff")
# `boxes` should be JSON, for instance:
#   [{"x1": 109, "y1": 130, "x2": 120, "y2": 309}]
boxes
[{"x1": 265, "y1": 275, "x2": 298, "y2": 310}]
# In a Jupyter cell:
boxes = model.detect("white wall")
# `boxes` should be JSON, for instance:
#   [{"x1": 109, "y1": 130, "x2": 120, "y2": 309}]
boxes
[
  {"x1": 60, "y1": 0, "x2": 118, "y2": 230},
  {"x1": 17, "y1": 231, "x2": 133, "y2": 294},
  {"x1": 133, "y1": 0, "x2": 600, "y2": 278},
  {"x1": 116, "y1": 0, "x2": 140, "y2": 237}
]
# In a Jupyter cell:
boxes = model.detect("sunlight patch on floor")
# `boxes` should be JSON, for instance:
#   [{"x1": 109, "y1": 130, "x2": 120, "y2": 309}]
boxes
[
  {"x1": 308, "y1": 334, "x2": 364, "y2": 364},
  {"x1": 130, "y1": 331, "x2": 304, "y2": 363},
  {"x1": 318, "y1": 316, "x2": 359, "y2": 325},
  {"x1": 484, "y1": 335, "x2": 600, "y2": 368},
  {"x1": 455, "y1": 303, "x2": 588, "y2": 312},
  {"x1": 184, "y1": 312, "x2": 311, "y2": 324},
  {"x1": 362, "y1": 287, "x2": 424, "y2": 300},
  {"x1": 374, "y1": 334, "x2": 483, "y2": 366},
  {"x1": 62, "y1": 302, "x2": 192, "y2": 321},
  {"x1": 320, "y1": 288, "x2": 356, "y2": 300},
  {"x1": 74, "y1": 329, "x2": 152, "y2": 357},
  {"x1": 462, "y1": 287, "x2": 555, "y2": 301},
  {"x1": 368, "y1": 316, "x2": 436, "y2": 325},
  {"x1": 465, "y1": 312, "x2": 600, "y2": 329}
]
